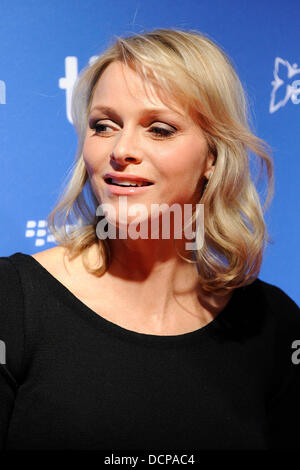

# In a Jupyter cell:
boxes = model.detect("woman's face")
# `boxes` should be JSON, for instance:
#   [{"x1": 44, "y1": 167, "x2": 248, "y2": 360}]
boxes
[{"x1": 83, "y1": 60, "x2": 214, "y2": 230}]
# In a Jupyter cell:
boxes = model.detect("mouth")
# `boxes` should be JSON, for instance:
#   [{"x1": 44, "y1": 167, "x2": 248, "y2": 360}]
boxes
[{"x1": 104, "y1": 177, "x2": 154, "y2": 188}]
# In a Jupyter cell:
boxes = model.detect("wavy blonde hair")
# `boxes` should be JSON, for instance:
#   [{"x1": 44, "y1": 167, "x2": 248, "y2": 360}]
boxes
[{"x1": 47, "y1": 28, "x2": 274, "y2": 295}]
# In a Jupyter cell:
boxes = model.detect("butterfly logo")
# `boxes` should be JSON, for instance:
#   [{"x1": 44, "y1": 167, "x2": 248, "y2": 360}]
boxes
[{"x1": 270, "y1": 58, "x2": 300, "y2": 113}]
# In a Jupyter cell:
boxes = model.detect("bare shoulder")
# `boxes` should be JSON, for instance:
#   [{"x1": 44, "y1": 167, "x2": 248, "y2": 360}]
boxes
[
  {"x1": 31, "y1": 245, "x2": 64, "y2": 260},
  {"x1": 31, "y1": 246, "x2": 66, "y2": 272}
]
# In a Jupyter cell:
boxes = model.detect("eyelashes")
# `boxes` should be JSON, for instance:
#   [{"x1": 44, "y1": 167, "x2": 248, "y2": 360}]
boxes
[{"x1": 89, "y1": 122, "x2": 176, "y2": 139}]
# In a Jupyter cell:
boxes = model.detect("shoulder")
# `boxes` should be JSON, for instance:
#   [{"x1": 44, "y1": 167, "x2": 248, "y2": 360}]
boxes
[
  {"x1": 30, "y1": 245, "x2": 77, "y2": 289},
  {"x1": 31, "y1": 245, "x2": 66, "y2": 270},
  {"x1": 227, "y1": 278, "x2": 300, "y2": 340},
  {"x1": 0, "y1": 254, "x2": 24, "y2": 294},
  {"x1": 253, "y1": 278, "x2": 299, "y2": 319},
  {"x1": 30, "y1": 245, "x2": 100, "y2": 293},
  {"x1": 0, "y1": 255, "x2": 25, "y2": 384},
  {"x1": 31, "y1": 243, "x2": 103, "y2": 278},
  {"x1": 233, "y1": 277, "x2": 298, "y2": 315},
  {"x1": 0, "y1": 246, "x2": 74, "y2": 295},
  {"x1": 245, "y1": 279, "x2": 300, "y2": 347},
  {"x1": 0, "y1": 256, "x2": 23, "y2": 328}
]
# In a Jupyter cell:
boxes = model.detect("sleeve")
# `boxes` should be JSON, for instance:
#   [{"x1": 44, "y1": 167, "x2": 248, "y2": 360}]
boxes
[
  {"x1": 265, "y1": 285, "x2": 300, "y2": 449},
  {"x1": 0, "y1": 257, "x2": 25, "y2": 450}
]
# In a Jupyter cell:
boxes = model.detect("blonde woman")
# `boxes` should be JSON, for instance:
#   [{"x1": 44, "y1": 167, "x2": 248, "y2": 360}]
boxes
[{"x1": 0, "y1": 28, "x2": 299, "y2": 450}]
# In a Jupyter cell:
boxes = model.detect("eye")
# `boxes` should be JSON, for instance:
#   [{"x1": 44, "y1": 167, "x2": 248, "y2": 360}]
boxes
[
  {"x1": 89, "y1": 120, "x2": 177, "y2": 138},
  {"x1": 150, "y1": 126, "x2": 176, "y2": 138},
  {"x1": 90, "y1": 123, "x2": 112, "y2": 134}
]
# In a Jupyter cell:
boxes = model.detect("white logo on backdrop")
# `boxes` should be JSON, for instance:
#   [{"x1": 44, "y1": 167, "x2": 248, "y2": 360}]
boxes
[
  {"x1": 59, "y1": 55, "x2": 99, "y2": 124},
  {"x1": 25, "y1": 220, "x2": 55, "y2": 246},
  {"x1": 0, "y1": 80, "x2": 6, "y2": 104},
  {"x1": 270, "y1": 57, "x2": 300, "y2": 113},
  {"x1": 25, "y1": 220, "x2": 78, "y2": 246}
]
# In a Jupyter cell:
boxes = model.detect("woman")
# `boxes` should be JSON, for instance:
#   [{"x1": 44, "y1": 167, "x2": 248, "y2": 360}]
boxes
[{"x1": 0, "y1": 28, "x2": 299, "y2": 450}]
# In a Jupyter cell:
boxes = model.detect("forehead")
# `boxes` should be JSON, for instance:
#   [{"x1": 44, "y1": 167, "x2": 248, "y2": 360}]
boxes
[{"x1": 90, "y1": 61, "x2": 186, "y2": 116}]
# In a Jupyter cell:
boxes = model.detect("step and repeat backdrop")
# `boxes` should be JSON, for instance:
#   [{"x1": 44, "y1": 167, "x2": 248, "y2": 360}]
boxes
[{"x1": 0, "y1": 0, "x2": 299, "y2": 303}]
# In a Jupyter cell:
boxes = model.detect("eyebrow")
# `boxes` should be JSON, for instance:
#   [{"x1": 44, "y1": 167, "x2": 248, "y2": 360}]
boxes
[{"x1": 88, "y1": 105, "x2": 184, "y2": 120}]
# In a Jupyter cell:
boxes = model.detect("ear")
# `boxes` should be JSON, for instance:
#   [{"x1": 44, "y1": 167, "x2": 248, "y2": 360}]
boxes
[{"x1": 203, "y1": 151, "x2": 215, "y2": 180}]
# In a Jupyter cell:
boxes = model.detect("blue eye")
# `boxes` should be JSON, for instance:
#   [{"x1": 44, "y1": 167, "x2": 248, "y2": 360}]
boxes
[{"x1": 90, "y1": 122, "x2": 176, "y2": 138}]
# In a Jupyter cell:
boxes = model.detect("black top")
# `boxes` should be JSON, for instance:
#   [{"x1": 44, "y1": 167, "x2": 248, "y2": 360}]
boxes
[{"x1": 0, "y1": 252, "x2": 299, "y2": 450}]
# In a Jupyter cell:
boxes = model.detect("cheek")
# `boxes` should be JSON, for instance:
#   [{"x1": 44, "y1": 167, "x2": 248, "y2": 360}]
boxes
[
  {"x1": 158, "y1": 143, "x2": 205, "y2": 181},
  {"x1": 82, "y1": 139, "x2": 100, "y2": 174},
  {"x1": 82, "y1": 138, "x2": 90, "y2": 164}
]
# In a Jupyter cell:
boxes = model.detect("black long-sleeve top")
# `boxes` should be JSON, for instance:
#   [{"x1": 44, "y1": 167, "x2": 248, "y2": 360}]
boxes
[{"x1": 0, "y1": 252, "x2": 299, "y2": 450}]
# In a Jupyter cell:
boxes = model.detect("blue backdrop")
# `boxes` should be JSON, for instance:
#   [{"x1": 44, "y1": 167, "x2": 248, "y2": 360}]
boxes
[{"x1": 0, "y1": 0, "x2": 299, "y2": 304}]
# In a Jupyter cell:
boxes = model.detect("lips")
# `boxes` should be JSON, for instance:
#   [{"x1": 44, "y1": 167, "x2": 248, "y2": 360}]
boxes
[
  {"x1": 105, "y1": 177, "x2": 153, "y2": 187},
  {"x1": 103, "y1": 173, "x2": 154, "y2": 187}
]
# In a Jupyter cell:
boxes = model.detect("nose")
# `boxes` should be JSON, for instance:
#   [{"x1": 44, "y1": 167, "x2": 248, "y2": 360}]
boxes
[
  {"x1": 109, "y1": 127, "x2": 142, "y2": 169},
  {"x1": 110, "y1": 152, "x2": 142, "y2": 170}
]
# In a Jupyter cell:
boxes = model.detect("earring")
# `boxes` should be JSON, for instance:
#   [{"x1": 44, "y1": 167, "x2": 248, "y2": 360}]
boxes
[{"x1": 206, "y1": 169, "x2": 214, "y2": 180}]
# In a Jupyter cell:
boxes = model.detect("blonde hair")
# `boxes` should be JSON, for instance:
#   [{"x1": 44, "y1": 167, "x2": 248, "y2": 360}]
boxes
[{"x1": 47, "y1": 28, "x2": 274, "y2": 295}]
